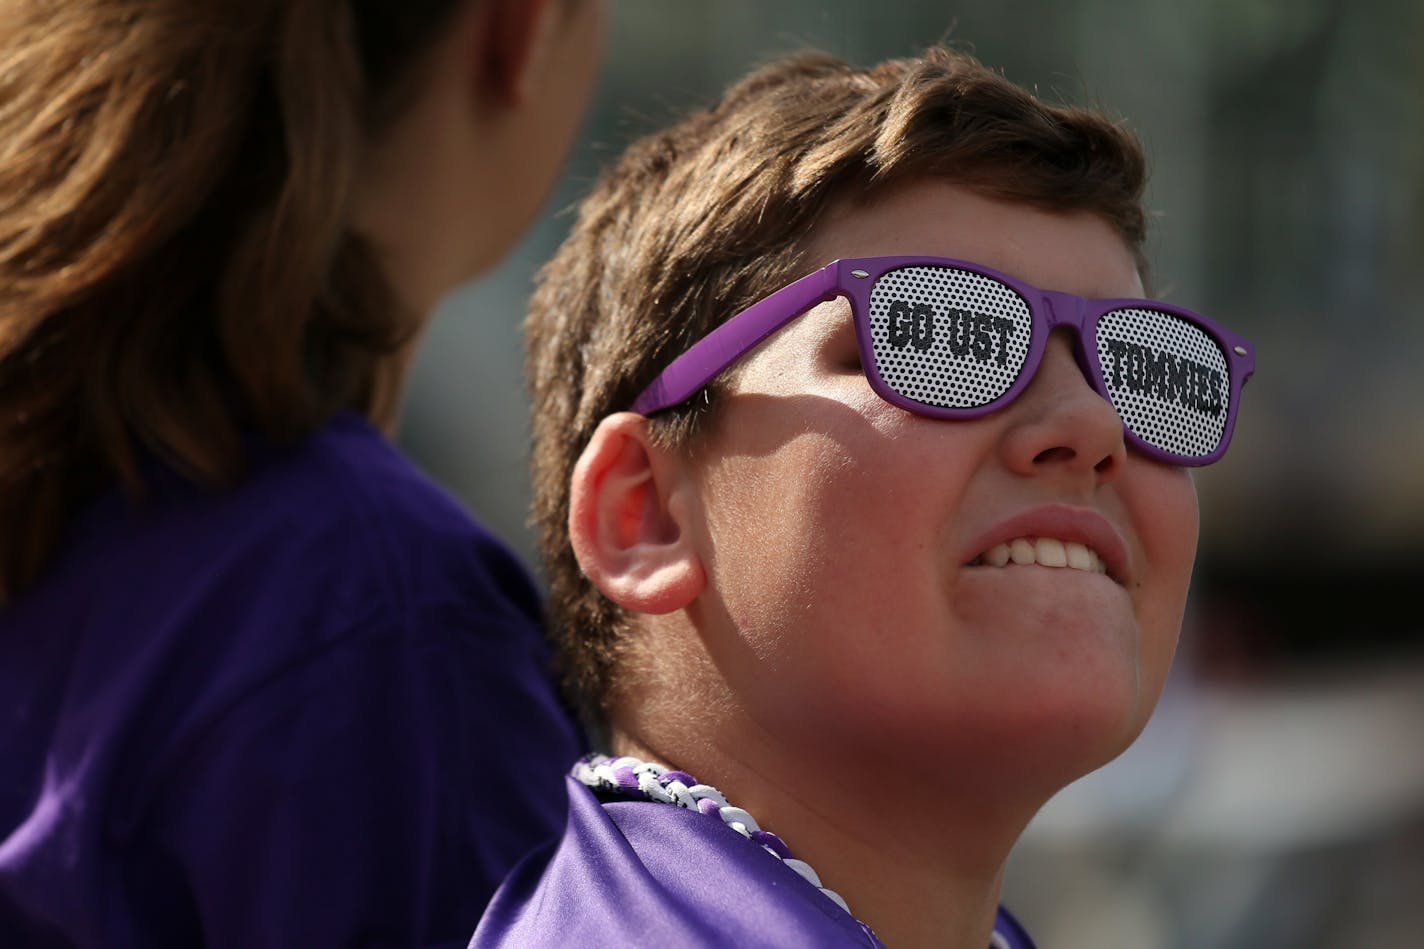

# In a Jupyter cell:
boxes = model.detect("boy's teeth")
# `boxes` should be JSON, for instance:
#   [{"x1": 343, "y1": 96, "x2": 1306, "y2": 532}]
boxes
[
  {"x1": 976, "y1": 538, "x2": 1107, "y2": 574},
  {"x1": 1037, "y1": 537, "x2": 1067, "y2": 567}
]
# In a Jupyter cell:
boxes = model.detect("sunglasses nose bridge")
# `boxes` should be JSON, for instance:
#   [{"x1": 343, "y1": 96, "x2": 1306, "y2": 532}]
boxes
[
  {"x1": 1040, "y1": 287, "x2": 1097, "y2": 350},
  {"x1": 1038, "y1": 289, "x2": 1103, "y2": 389},
  {"x1": 1039, "y1": 289, "x2": 1087, "y2": 332}
]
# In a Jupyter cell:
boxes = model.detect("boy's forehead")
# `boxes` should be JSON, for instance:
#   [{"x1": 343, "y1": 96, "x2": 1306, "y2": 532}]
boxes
[
  {"x1": 802, "y1": 180, "x2": 1143, "y2": 300},
  {"x1": 801, "y1": 186, "x2": 914, "y2": 257},
  {"x1": 799, "y1": 180, "x2": 999, "y2": 269}
]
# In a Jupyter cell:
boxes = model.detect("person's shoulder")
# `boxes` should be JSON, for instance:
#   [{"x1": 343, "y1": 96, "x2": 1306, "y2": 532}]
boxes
[
  {"x1": 252, "y1": 411, "x2": 487, "y2": 554},
  {"x1": 32, "y1": 412, "x2": 569, "y2": 855},
  {"x1": 7, "y1": 411, "x2": 545, "y2": 708},
  {"x1": 236, "y1": 411, "x2": 542, "y2": 626},
  {"x1": 472, "y1": 777, "x2": 878, "y2": 948},
  {"x1": 290, "y1": 411, "x2": 469, "y2": 535}
]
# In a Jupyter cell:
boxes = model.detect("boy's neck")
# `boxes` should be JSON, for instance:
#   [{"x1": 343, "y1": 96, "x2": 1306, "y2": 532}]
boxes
[{"x1": 612, "y1": 727, "x2": 1042, "y2": 949}]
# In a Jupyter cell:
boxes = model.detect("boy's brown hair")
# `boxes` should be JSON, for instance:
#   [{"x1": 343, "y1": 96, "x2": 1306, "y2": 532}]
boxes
[{"x1": 527, "y1": 45, "x2": 1150, "y2": 723}]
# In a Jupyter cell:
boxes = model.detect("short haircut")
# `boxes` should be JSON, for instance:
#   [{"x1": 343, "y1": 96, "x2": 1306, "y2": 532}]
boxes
[{"x1": 527, "y1": 45, "x2": 1149, "y2": 724}]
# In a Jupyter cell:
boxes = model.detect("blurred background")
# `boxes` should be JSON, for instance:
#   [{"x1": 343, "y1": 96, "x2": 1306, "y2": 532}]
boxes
[{"x1": 398, "y1": 1, "x2": 1424, "y2": 946}]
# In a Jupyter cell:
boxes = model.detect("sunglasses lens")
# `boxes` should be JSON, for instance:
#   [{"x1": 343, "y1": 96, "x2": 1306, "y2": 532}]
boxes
[
  {"x1": 867, "y1": 266, "x2": 1033, "y2": 409},
  {"x1": 1095, "y1": 308, "x2": 1231, "y2": 460}
]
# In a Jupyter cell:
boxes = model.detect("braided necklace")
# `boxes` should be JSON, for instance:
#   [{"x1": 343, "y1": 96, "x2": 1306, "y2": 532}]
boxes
[
  {"x1": 573, "y1": 754, "x2": 1016, "y2": 949},
  {"x1": 574, "y1": 753, "x2": 852, "y2": 912}
]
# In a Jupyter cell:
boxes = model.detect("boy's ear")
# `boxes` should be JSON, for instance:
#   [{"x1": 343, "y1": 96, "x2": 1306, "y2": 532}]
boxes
[
  {"x1": 475, "y1": 0, "x2": 563, "y2": 106},
  {"x1": 569, "y1": 413, "x2": 705, "y2": 614}
]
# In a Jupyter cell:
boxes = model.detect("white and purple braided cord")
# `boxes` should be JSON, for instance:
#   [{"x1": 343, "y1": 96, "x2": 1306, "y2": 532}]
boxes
[
  {"x1": 573, "y1": 754, "x2": 852, "y2": 914},
  {"x1": 574, "y1": 754, "x2": 1018, "y2": 949}
]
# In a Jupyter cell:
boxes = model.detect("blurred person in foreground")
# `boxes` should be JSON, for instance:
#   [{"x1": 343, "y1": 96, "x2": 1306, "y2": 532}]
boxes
[
  {"x1": 474, "y1": 45, "x2": 1255, "y2": 948},
  {"x1": 0, "y1": 0, "x2": 604, "y2": 946}
]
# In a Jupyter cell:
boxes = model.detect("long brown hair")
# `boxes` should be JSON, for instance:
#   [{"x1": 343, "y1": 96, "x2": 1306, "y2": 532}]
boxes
[
  {"x1": 0, "y1": 0, "x2": 464, "y2": 602},
  {"x1": 525, "y1": 46, "x2": 1149, "y2": 720}
]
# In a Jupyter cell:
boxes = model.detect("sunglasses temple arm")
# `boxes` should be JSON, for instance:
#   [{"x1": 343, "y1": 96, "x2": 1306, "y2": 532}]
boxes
[{"x1": 630, "y1": 264, "x2": 841, "y2": 414}]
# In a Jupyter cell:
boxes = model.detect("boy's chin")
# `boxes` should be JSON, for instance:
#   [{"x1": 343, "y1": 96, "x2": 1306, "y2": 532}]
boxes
[
  {"x1": 991, "y1": 698, "x2": 1153, "y2": 800},
  {"x1": 878, "y1": 680, "x2": 1155, "y2": 803}
]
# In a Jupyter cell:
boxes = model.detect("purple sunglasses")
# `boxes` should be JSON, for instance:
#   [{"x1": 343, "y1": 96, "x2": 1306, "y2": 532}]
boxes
[{"x1": 631, "y1": 255, "x2": 1255, "y2": 466}]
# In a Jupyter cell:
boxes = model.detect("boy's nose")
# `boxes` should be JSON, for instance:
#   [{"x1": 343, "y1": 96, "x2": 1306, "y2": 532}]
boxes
[{"x1": 997, "y1": 330, "x2": 1126, "y2": 483}]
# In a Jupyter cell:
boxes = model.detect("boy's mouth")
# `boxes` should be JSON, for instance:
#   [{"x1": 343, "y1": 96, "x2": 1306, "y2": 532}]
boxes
[{"x1": 966, "y1": 536, "x2": 1109, "y2": 576}]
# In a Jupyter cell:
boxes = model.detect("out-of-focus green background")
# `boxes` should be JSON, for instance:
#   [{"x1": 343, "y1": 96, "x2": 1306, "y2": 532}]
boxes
[{"x1": 400, "y1": 2, "x2": 1424, "y2": 946}]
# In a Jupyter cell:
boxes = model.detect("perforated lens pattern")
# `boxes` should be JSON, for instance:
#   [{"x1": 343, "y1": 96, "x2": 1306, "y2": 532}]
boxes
[
  {"x1": 867, "y1": 267, "x2": 1032, "y2": 409},
  {"x1": 1095, "y1": 308, "x2": 1230, "y2": 459}
]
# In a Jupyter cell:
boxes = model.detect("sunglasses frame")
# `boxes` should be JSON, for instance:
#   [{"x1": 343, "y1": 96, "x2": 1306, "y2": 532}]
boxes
[{"x1": 631, "y1": 255, "x2": 1256, "y2": 466}]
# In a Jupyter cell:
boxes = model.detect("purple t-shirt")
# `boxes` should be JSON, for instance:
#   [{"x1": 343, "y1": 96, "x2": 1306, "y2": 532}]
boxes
[
  {"x1": 472, "y1": 776, "x2": 1038, "y2": 948},
  {"x1": 0, "y1": 412, "x2": 581, "y2": 948}
]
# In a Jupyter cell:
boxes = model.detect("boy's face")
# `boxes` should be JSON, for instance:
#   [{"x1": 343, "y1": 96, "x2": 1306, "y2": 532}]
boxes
[{"x1": 682, "y1": 180, "x2": 1198, "y2": 789}]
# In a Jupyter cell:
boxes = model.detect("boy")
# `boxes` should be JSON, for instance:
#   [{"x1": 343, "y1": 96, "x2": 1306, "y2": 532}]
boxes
[{"x1": 475, "y1": 45, "x2": 1253, "y2": 948}]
